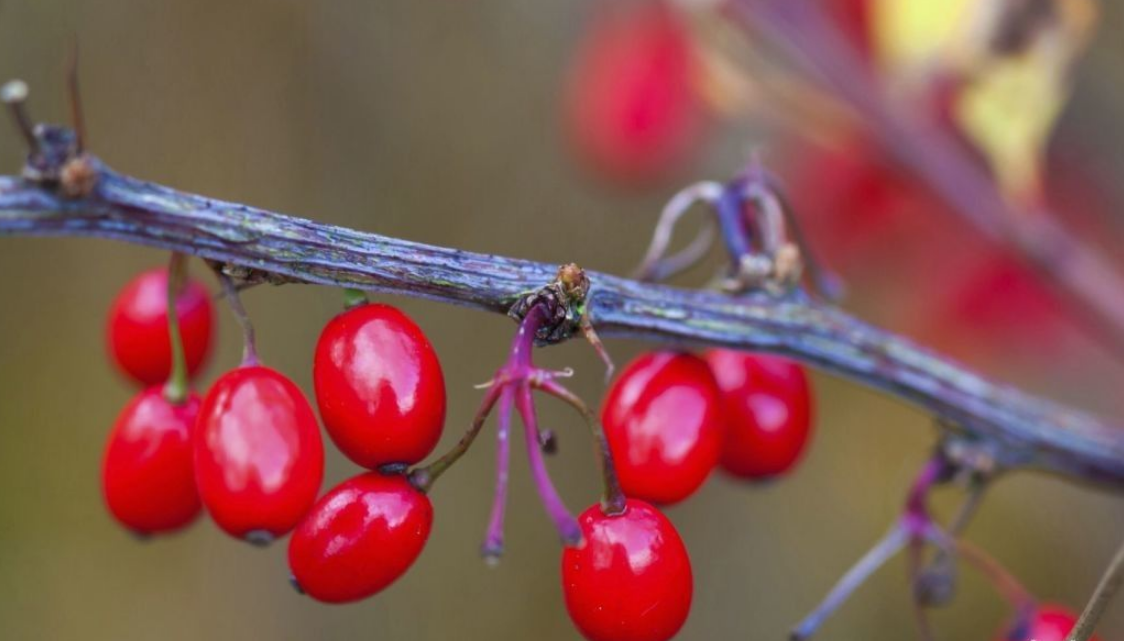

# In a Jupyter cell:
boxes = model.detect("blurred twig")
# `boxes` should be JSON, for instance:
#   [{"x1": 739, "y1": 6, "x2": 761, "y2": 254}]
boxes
[
  {"x1": 729, "y1": 0, "x2": 1124, "y2": 362},
  {"x1": 1068, "y1": 539, "x2": 1124, "y2": 641}
]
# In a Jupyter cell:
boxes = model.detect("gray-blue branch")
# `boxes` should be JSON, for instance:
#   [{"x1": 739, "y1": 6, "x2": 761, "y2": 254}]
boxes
[{"x1": 1, "y1": 155, "x2": 1123, "y2": 488}]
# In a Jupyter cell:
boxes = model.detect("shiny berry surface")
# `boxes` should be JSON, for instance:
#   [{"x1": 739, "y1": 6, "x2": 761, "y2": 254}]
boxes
[
  {"x1": 195, "y1": 365, "x2": 324, "y2": 542},
  {"x1": 1000, "y1": 604, "x2": 1099, "y2": 641},
  {"x1": 601, "y1": 351, "x2": 723, "y2": 505},
  {"x1": 564, "y1": 2, "x2": 705, "y2": 185},
  {"x1": 704, "y1": 350, "x2": 814, "y2": 480},
  {"x1": 313, "y1": 303, "x2": 446, "y2": 469},
  {"x1": 102, "y1": 387, "x2": 202, "y2": 535},
  {"x1": 288, "y1": 473, "x2": 432, "y2": 604},
  {"x1": 107, "y1": 268, "x2": 214, "y2": 386},
  {"x1": 562, "y1": 499, "x2": 693, "y2": 641}
]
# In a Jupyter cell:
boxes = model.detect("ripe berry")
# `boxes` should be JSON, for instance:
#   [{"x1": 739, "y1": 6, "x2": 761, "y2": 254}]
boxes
[
  {"x1": 999, "y1": 604, "x2": 1099, "y2": 641},
  {"x1": 313, "y1": 303, "x2": 446, "y2": 469},
  {"x1": 107, "y1": 268, "x2": 214, "y2": 386},
  {"x1": 288, "y1": 472, "x2": 433, "y2": 603},
  {"x1": 562, "y1": 499, "x2": 693, "y2": 641},
  {"x1": 564, "y1": 1, "x2": 705, "y2": 185},
  {"x1": 195, "y1": 365, "x2": 324, "y2": 543},
  {"x1": 704, "y1": 350, "x2": 814, "y2": 480},
  {"x1": 102, "y1": 388, "x2": 201, "y2": 535},
  {"x1": 601, "y1": 351, "x2": 723, "y2": 505}
]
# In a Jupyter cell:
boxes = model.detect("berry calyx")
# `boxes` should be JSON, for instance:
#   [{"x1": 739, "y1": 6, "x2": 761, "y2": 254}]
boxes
[
  {"x1": 313, "y1": 303, "x2": 446, "y2": 469},
  {"x1": 704, "y1": 349, "x2": 814, "y2": 480},
  {"x1": 195, "y1": 365, "x2": 324, "y2": 543},
  {"x1": 106, "y1": 267, "x2": 214, "y2": 386},
  {"x1": 999, "y1": 604, "x2": 1099, "y2": 641},
  {"x1": 562, "y1": 500, "x2": 693, "y2": 641},
  {"x1": 102, "y1": 387, "x2": 202, "y2": 535},
  {"x1": 288, "y1": 472, "x2": 433, "y2": 603},
  {"x1": 564, "y1": 1, "x2": 706, "y2": 186},
  {"x1": 601, "y1": 351, "x2": 723, "y2": 505}
]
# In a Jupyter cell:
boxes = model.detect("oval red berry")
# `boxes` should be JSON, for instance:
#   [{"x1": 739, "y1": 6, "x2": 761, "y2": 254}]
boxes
[
  {"x1": 107, "y1": 267, "x2": 214, "y2": 386},
  {"x1": 313, "y1": 303, "x2": 446, "y2": 469},
  {"x1": 288, "y1": 472, "x2": 433, "y2": 603},
  {"x1": 195, "y1": 365, "x2": 324, "y2": 543},
  {"x1": 562, "y1": 499, "x2": 693, "y2": 641},
  {"x1": 602, "y1": 351, "x2": 724, "y2": 505},
  {"x1": 102, "y1": 387, "x2": 202, "y2": 535},
  {"x1": 705, "y1": 350, "x2": 814, "y2": 480}
]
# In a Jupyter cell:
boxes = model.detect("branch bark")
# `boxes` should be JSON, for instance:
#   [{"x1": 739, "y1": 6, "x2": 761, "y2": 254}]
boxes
[{"x1": 1, "y1": 156, "x2": 1123, "y2": 488}]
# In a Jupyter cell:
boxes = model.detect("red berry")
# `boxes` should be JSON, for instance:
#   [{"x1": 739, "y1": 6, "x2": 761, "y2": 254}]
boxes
[
  {"x1": 564, "y1": 1, "x2": 705, "y2": 185},
  {"x1": 999, "y1": 605, "x2": 1099, "y2": 641},
  {"x1": 288, "y1": 472, "x2": 432, "y2": 603},
  {"x1": 107, "y1": 268, "x2": 214, "y2": 386},
  {"x1": 602, "y1": 352, "x2": 723, "y2": 505},
  {"x1": 102, "y1": 387, "x2": 202, "y2": 535},
  {"x1": 704, "y1": 350, "x2": 814, "y2": 480},
  {"x1": 562, "y1": 499, "x2": 693, "y2": 641},
  {"x1": 195, "y1": 365, "x2": 324, "y2": 543},
  {"x1": 313, "y1": 303, "x2": 446, "y2": 469}
]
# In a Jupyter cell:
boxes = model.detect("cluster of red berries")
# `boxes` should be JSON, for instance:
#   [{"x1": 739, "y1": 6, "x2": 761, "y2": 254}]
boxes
[
  {"x1": 102, "y1": 267, "x2": 443, "y2": 604},
  {"x1": 96, "y1": 266, "x2": 1092, "y2": 641}
]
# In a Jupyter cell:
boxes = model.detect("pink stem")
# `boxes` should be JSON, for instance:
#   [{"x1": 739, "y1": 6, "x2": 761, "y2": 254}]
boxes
[{"x1": 516, "y1": 383, "x2": 581, "y2": 545}]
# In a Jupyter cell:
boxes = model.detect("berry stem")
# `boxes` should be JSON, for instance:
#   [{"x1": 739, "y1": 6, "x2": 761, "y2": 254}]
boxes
[
  {"x1": 1067, "y1": 538, "x2": 1124, "y2": 641},
  {"x1": 482, "y1": 387, "x2": 515, "y2": 561},
  {"x1": 537, "y1": 378, "x2": 626, "y2": 516},
  {"x1": 790, "y1": 524, "x2": 910, "y2": 641},
  {"x1": 409, "y1": 384, "x2": 502, "y2": 492},
  {"x1": 516, "y1": 383, "x2": 581, "y2": 546},
  {"x1": 162, "y1": 252, "x2": 191, "y2": 405},
  {"x1": 342, "y1": 287, "x2": 368, "y2": 310},
  {"x1": 213, "y1": 267, "x2": 260, "y2": 367}
]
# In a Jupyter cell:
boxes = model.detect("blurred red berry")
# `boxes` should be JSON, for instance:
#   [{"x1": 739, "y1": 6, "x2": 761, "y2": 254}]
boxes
[
  {"x1": 289, "y1": 472, "x2": 432, "y2": 604},
  {"x1": 564, "y1": 1, "x2": 706, "y2": 185},
  {"x1": 999, "y1": 604, "x2": 1099, "y2": 641},
  {"x1": 705, "y1": 350, "x2": 814, "y2": 480},
  {"x1": 102, "y1": 387, "x2": 202, "y2": 535},
  {"x1": 107, "y1": 268, "x2": 214, "y2": 386},
  {"x1": 562, "y1": 500, "x2": 693, "y2": 641},
  {"x1": 601, "y1": 351, "x2": 724, "y2": 505}
]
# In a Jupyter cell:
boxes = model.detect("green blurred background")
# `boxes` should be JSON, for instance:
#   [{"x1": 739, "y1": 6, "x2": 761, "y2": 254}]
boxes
[{"x1": 0, "y1": 1, "x2": 1123, "y2": 639}]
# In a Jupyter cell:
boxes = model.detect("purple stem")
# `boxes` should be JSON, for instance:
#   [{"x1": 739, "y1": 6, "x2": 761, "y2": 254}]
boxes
[
  {"x1": 791, "y1": 524, "x2": 910, "y2": 641},
  {"x1": 516, "y1": 383, "x2": 581, "y2": 545},
  {"x1": 482, "y1": 387, "x2": 514, "y2": 561}
]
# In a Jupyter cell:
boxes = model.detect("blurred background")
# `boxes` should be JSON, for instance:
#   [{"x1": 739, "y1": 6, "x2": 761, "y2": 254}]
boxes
[{"x1": 1, "y1": 0, "x2": 1123, "y2": 639}]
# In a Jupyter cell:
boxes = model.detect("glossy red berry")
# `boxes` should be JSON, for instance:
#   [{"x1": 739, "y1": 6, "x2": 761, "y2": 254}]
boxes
[
  {"x1": 195, "y1": 365, "x2": 324, "y2": 543},
  {"x1": 107, "y1": 268, "x2": 214, "y2": 386},
  {"x1": 102, "y1": 387, "x2": 202, "y2": 535},
  {"x1": 601, "y1": 352, "x2": 723, "y2": 505},
  {"x1": 704, "y1": 350, "x2": 814, "y2": 480},
  {"x1": 313, "y1": 303, "x2": 446, "y2": 469},
  {"x1": 564, "y1": 1, "x2": 705, "y2": 185},
  {"x1": 562, "y1": 499, "x2": 693, "y2": 641},
  {"x1": 288, "y1": 472, "x2": 432, "y2": 603},
  {"x1": 999, "y1": 604, "x2": 1099, "y2": 641}
]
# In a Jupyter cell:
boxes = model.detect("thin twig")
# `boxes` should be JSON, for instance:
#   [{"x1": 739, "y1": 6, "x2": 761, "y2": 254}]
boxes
[{"x1": 1067, "y1": 538, "x2": 1124, "y2": 641}]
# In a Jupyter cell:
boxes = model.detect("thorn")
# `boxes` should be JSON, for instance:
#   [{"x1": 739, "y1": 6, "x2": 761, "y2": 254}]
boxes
[
  {"x1": 580, "y1": 316, "x2": 615, "y2": 383},
  {"x1": 1, "y1": 79, "x2": 37, "y2": 152},
  {"x1": 67, "y1": 37, "x2": 87, "y2": 153}
]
